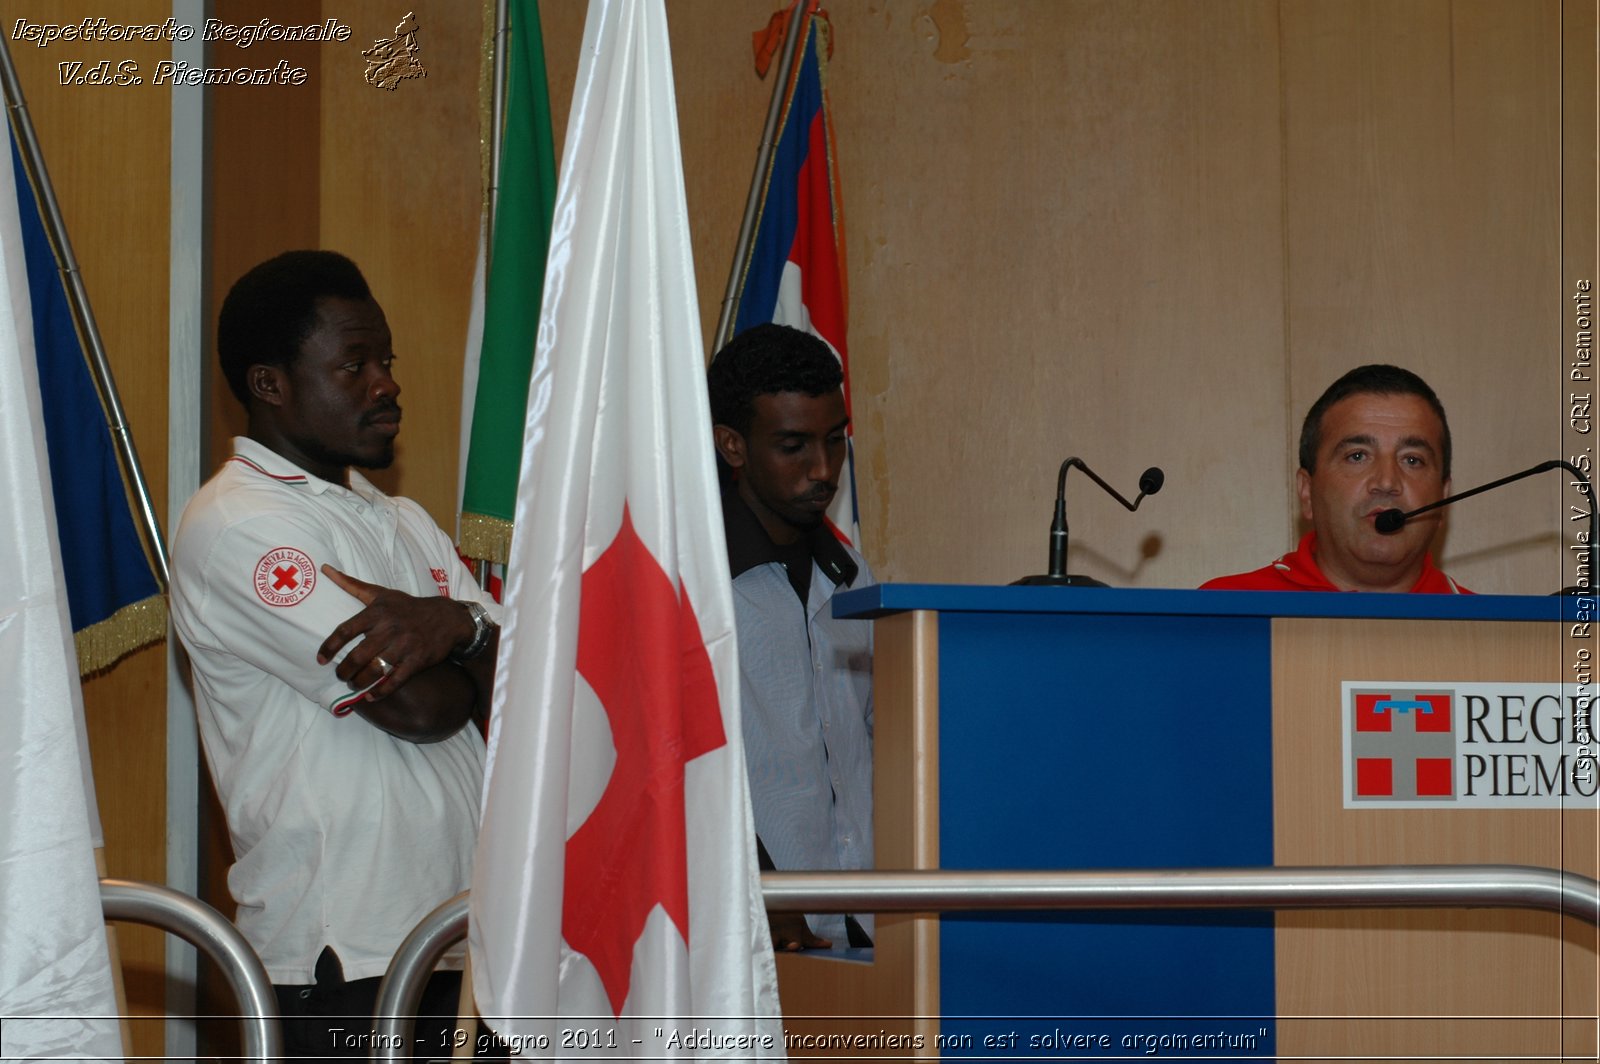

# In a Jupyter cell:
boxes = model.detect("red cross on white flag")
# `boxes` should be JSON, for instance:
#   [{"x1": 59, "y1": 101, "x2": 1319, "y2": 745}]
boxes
[{"x1": 467, "y1": 0, "x2": 783, "y2": 1055}]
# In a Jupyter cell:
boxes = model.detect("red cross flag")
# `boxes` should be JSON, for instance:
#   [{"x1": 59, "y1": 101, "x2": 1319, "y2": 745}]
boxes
[{"x1": 468, "y1": 0, "x2": 783, "y2": 1055}]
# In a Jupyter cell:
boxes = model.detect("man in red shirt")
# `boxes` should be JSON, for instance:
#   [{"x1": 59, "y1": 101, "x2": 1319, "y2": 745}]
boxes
[{"x1": 1203, "y1": 365, "x2": 1470, "y2": 594}]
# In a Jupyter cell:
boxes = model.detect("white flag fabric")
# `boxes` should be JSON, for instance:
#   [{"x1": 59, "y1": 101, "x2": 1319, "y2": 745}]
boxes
[
  {"x1": 468, "y1": 0, "x2": 783, "y2": 1058},
  {"x1": 0, "y1": 133, "x2": 124, "y2": 1059}
]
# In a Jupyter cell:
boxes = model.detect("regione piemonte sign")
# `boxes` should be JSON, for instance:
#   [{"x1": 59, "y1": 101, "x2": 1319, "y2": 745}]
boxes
[{"x1": 1342, "y1": 682, "x2": 1600, "y2": 808}]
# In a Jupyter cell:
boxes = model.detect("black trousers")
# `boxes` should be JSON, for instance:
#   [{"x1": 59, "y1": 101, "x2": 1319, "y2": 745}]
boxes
[{"x1": 273, "y1": 947, "x2": 481, "y2": 1064}]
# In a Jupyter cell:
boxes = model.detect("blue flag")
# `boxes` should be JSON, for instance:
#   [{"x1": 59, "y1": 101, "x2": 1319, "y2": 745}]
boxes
[{"x1": 10, "y1": 131, "x2": 164, "y2": 674}]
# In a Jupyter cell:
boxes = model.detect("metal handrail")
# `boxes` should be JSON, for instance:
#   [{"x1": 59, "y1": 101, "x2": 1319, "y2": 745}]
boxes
[
  {"x1": 374, "y1": 892, "x2": 470, "y2": 1035},
  {"x1": 374, "y1": 892, "x2": 470, "y2": 1063},
  {"x1": 370, "y1": 864, "x2": 1600, "y2": 1061},
  {"x1": 99, "y1": 879, "x2": 280, "y2": 1064},
  {"x1": 762, "y1": 864, "x2": 1600, "y2": 924}
]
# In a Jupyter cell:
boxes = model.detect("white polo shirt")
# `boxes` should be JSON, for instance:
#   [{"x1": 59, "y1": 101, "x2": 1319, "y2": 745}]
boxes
[{"x1": 170, "y1": 437, "x2": 495, "y2": 983}]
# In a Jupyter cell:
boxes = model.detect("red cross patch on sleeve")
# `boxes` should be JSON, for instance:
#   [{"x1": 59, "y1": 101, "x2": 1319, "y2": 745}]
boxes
[{"x1": 254, "y1": 547, "x2": 317, "y2": 607}]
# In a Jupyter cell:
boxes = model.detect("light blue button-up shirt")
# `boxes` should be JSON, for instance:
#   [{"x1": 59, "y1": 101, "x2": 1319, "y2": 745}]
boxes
[{"x1": 728, "y1": 513, "x2": 874, "y2": 946}]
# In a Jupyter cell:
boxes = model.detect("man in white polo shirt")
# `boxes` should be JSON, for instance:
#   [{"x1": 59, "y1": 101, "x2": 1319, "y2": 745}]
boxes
[{"x1": 171, "y1": 251, "x2": 499, "y2": 1059}]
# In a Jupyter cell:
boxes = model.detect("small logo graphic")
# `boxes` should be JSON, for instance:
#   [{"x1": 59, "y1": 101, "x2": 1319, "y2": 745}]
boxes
[
  {"x1": 362, "y1": 12, "x2": 426, "y2": 90},
  {"x1": 1350, "y1": 689, "x2": 1455, "y2": 800},
  {"x1": 1344, "y1": 681, "x2": 1597, "y2": 808},
  {"x1": 255, "y1": 547, "x2": 317, "y2": 607},
  {"x1": 430, "y1": 567, "x2": 451, "y2": 597}
]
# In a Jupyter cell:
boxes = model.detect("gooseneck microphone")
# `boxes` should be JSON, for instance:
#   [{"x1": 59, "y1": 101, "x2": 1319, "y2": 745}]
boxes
[
  {"x1": 1013, "y1": 458, "x2": 1165, "y2": 587},
  {"x1": 1374, "y1": 459, "x2": 1596, "y2": 595}
]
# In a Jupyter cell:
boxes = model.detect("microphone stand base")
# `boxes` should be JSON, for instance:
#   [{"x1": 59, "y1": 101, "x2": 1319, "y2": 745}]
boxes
[{"x1": 1011, "y1": 573, "x2": 1110, "y2": 588}]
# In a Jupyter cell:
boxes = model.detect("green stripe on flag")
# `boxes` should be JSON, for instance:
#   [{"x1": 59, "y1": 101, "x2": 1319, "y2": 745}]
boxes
[{"x1": 461, "y1": 0, "x2": 558, "y2": 564}]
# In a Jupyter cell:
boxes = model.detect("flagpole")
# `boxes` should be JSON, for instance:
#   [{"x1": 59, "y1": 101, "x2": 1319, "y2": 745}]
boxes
[
  {"x1": 472, "y1": 0, "x2": 514, "y2": 591},
  {"x1": 711, "y1": 0, "x2": 812, "y2": 354},
  {"x1": 487, "y1": 0, "x2": 511, "y2": 253},
  {"x1": 0, "y1": 32, "x2": 170, "y2": 589}
]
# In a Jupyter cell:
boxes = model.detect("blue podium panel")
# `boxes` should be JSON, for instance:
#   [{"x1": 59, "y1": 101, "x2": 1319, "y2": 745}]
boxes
[{"x1": 936, "y1": 611, "x2": 1276, "y2": 1058}]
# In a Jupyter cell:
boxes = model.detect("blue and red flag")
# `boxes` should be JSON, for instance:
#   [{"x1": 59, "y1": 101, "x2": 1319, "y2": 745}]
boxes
[{"x1": 729, "y1": 0, "x2": 859, "y2": 547}]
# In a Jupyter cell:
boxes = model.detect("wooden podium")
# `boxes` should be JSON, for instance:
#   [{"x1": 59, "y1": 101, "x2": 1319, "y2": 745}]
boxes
[{"x1": 773, "y1": 585, "x2": 1597, "y2": 1060}]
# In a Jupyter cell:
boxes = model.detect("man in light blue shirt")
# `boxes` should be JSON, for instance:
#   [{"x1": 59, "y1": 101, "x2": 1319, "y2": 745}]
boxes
[{"x1": 709, "y1": 324, "x2": 874, "y2": 951}]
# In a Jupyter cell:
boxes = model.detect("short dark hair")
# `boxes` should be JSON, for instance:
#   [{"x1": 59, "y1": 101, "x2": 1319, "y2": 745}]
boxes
[
  {"x1": 706, "y1": 323, "x2": 843, "y2": 437},
  {"x1": 1298, "y1": 364, "x2": 1451, "y2": 479},
  {"x1": 217, "y1": 250, "x2": 373, "y2": 406}
]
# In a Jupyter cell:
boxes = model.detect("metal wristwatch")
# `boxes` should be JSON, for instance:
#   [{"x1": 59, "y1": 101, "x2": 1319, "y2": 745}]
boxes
[{"x1": 451, "y1": 600, "x2": 496, "y2": 663}]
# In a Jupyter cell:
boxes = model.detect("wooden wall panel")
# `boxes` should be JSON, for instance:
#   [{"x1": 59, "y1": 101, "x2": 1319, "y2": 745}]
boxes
[
  {"x1": 315, "y1": 3, "x2": 484, "y2": 520},
  {"x1": 1280, "y1": 0, "x2": 1566, "y2": 594},
  {"x1": 208, "y1": 0, "x2": 326, "y2": 462},
  {"x1": 827, "y1": 1, "x2": 1289, "y2": 587},
  {"x1": 207, "y1": 1, "x2": 487, "y2": 527}
]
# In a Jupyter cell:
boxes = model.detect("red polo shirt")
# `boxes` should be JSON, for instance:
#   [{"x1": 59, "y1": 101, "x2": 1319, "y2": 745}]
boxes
[{"x1": 1201, "y1": 532, "x2": 1471, "y2": 594}]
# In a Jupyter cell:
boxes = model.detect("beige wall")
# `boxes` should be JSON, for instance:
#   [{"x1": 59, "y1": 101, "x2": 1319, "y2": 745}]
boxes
[
  {"x1": 4, "y1": 0, "x2": 1592, "y2": 1039},
  {"x1": 18, "y1": 0, "x2": 1583, "y2": 588},
  {"x1": 816, "y1": 0, "x2": 1576, "y2": 593},
  {"x1": 189, "y1": 0, "x2": 1600, "y2": 598}
]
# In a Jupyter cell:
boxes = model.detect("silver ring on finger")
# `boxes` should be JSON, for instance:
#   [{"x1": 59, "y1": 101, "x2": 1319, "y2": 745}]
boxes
[{"x1": 375, "y1": 656, "x2": 394, "y2": 677}]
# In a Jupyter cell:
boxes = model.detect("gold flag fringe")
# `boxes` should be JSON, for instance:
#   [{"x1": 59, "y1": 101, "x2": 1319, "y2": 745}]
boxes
[
  {"x1": 75, "y1": 594, "x2": 166, "y2": 677},
  {"x1": 459, "y1": 511, "x2": 514, "y2": 566}
]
